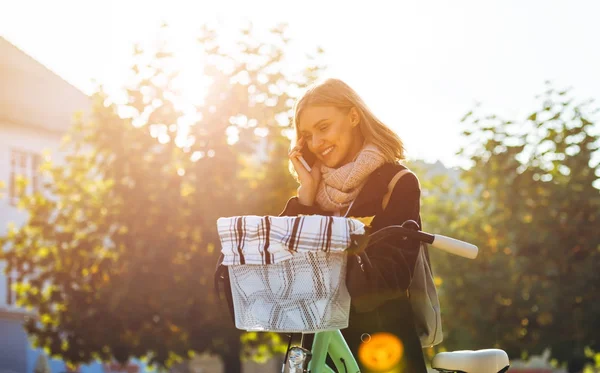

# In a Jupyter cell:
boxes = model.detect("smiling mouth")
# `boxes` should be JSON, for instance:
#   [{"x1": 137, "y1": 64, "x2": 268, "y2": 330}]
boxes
[{"x1": 321, "y1": 146, "x2": 334, "y2": 157}]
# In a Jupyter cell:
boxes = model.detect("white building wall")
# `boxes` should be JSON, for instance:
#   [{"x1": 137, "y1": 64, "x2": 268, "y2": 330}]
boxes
[{"x1": 0, "y1": 120, "x2": 66, "y2": 309}]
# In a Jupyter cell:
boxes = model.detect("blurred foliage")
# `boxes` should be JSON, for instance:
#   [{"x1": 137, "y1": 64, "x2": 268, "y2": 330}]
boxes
[
  {"x1": 0, "y1": 23, "x2": 324, "y2": 371},
  {"x1": 3, "y1": 18, "x2": 598, "y2": 370},
  {"x1": 419, "y1": 82, "x2": 600, "y2": 364}
]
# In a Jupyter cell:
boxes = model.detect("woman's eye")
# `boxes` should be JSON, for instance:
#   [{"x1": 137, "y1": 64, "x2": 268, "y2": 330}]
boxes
[{"x1": 319, "y1": 124, "x2": 329, "y2": 132}]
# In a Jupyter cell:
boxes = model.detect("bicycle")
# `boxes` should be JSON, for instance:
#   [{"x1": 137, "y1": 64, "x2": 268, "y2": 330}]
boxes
[{"x1": 215, "y1": 216, "x2": 510, "y2": 373}]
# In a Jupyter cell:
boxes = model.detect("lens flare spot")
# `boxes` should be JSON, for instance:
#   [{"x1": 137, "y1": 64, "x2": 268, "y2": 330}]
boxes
[{"x1": 358, "y1": 332, "x2": 404, "y2": 372}]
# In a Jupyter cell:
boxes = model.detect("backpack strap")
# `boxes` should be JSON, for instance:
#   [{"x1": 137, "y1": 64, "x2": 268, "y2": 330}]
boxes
[{"x1": 382, "y1": 169, "x2": 418, "y2": 210}]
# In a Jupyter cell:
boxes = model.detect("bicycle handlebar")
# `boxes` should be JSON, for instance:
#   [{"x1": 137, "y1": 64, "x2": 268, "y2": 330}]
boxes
[
  {"x1": 365, "y1": 224, "x2": 478, "y2": 259},
  {"x1": 430, "y1": 234, "x2": 478, "y2": 259}
]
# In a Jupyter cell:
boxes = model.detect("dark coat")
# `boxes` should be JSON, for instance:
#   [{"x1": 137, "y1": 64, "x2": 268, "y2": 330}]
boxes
[{"x1": 279, "y1": 162, "x2": 428, "y2": 373}]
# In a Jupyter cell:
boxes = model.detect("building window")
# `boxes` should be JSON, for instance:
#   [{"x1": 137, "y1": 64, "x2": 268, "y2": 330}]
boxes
[{"x1": 9, "y1": 149, "x2": 41, "y2": 206}]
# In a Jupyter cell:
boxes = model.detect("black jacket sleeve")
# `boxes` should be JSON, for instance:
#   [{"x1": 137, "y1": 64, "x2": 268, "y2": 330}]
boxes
[{"x1": 363, "y1": 172, "x2": 422, "y2": 293}]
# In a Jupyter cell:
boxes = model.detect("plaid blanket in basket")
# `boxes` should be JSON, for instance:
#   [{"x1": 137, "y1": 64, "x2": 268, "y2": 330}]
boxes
[{"x1": 217, "y1": 215, "x2": 366, "y2": 265}]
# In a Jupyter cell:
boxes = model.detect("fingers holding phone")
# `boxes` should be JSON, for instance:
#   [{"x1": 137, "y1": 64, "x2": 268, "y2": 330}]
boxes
[
  {"x1": 289, "y1": 137, "x2": 321, "y2": 205},
  {"x1": 297, "y1": 155, "x2": 312, "y2": 172},
  {"x1": 288, "y1": 137, "x2": 307, "y2": 168}
]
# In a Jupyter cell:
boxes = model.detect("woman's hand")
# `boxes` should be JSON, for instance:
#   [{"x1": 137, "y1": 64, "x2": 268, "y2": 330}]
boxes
[
  {"x1": 347, "y1": 233, "x2": 371, "y2": 255},
  {"x1": 289, "y1": 137, "x2": 321, "y2": 206}
]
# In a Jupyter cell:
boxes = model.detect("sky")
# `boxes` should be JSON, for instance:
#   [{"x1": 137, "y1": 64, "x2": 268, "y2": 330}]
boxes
[{"x1": 1, "y1": 0, "x2": 599, "y2": 168}]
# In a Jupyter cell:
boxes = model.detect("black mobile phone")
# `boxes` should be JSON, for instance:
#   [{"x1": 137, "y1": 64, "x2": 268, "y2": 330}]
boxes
[{"x1": 300, "y1": 142, "x2": 317, "y2": 170}]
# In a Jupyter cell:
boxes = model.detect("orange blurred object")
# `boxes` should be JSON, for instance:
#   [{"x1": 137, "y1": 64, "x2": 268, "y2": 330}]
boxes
[{"x1": 358, "y1": 332, "x2": 404, "y2": 372}]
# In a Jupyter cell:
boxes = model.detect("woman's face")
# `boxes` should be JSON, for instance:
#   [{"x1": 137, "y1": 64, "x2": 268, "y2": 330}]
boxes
[{"x1": 298, "y1": 105, "x2": 364, "y2": 168}]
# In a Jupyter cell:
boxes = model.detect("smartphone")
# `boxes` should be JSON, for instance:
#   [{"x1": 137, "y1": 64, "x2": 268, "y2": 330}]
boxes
[
  {"x1": 298, "y1": 141, "x2": 317, "y2": 172},
  {"x1": 297, "y1": 155, "x2": 312, "y2": 172}
]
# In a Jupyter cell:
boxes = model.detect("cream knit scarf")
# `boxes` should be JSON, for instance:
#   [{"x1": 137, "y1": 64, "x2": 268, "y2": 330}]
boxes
[{"x1": 315, "y1": 143, "x2": 386, "y2": 212}]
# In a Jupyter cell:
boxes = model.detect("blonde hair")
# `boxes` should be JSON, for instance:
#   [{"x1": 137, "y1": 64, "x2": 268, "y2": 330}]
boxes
[{"x1": 289, "y1": 78, "x2": 405, "y2": 175}]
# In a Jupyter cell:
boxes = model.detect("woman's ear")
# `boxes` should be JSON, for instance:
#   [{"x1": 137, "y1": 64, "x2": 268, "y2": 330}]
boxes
[{"x1": 349, "y1": 107, "x2": 360, "y2": 127}]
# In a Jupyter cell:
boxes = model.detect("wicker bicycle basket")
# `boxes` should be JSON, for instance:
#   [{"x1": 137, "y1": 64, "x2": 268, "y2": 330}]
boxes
[{"x1": 228, "y1": 251, "x2": 351, "y2": 333}]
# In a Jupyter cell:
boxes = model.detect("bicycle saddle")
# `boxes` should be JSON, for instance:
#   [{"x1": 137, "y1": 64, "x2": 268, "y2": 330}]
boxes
[{"x1": 432, "y1": 349, "x2": 510, "y2": 373}]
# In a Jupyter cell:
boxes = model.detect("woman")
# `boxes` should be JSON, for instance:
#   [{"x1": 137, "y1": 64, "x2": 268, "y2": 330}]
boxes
[{"x1": 280, "y1": 78, "x2": 428, "y2": 372}]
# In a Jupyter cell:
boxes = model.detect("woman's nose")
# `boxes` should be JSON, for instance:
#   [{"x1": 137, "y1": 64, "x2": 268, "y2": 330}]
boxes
[{"x1": 312, "y1": 135, "x2": 323, "y2": 150}]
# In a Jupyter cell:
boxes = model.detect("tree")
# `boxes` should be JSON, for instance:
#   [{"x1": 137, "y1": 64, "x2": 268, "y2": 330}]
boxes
[
  {"x1": 421, "y1": 83, "x2": 600, "y2": 364},
  {"x1": 0, "y1": 23, "x2": 324, "y2": 371}
]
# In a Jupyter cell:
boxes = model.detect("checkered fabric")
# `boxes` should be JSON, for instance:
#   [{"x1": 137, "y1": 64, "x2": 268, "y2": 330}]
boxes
[{"x1": 217, "y1": 215, "x2": 366, "y2": 266}]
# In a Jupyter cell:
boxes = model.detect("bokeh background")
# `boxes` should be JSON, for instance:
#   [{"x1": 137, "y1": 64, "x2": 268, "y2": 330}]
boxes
[{"x1": 1, "y1": 0, "x2": 599, "y2": 372}]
